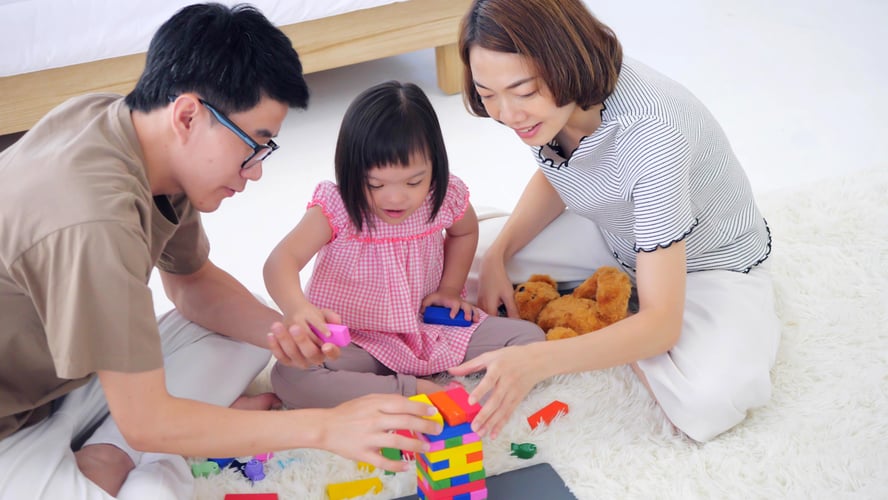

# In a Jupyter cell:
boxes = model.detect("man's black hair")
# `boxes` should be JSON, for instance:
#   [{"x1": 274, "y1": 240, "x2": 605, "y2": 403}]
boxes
[{"x1": 126, "y1": 3, "x2": 309, "y2": 114}]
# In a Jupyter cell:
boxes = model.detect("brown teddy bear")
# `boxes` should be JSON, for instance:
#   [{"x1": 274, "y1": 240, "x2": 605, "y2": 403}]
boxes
[{"x1": 514, "y1": 267, "x2": 632, "y2": 341}]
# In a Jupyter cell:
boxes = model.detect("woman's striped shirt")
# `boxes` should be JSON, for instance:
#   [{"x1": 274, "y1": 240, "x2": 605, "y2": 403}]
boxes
[{"x1": 534, "y1": 58, "x2": 771, "y2": 273}]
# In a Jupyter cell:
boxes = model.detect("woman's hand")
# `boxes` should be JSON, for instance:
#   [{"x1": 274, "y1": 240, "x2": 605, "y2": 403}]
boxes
[
  {"x1": 448, "y1": 343, "x2": 548, "y2": 439},
  {"x1": 267, "y1": 307, "x2": 342, "y2": 368},
  {"x1": 316, "y1": 394, "x2": 443, "y2": 472},
  {"x1": 476, "y1": 254, "x2": 518, "y2": 318}
]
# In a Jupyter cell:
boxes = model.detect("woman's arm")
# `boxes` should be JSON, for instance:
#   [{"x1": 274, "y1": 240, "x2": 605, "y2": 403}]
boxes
[
  {"x1": 452, "y1": 241, "x2": 687, "y2": 438},
  {"x1": 478, "y1": 170, "x2": 566, "y2": 315}
]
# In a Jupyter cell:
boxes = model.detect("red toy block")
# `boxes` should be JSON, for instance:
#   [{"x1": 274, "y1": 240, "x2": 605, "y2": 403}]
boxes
[
  {"x1": 428, "y1": 390, "x2": 466, "y2": 426},
  {"x1": 444, "y1": 386, "x2": 481, "y2": 422},
  {"x1": 223, "y1": 494, "x2": 278, "y2": 500},
  {"x1": 527, "y1": 400, "x2": 569, "y2": 429},
  {"x1": 396, "y1": 428, "x2": 417, "y2": 460}
]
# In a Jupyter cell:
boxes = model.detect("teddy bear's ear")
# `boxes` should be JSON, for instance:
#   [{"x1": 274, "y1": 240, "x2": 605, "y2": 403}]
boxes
[{"x1": 528, "y1": 274, "x2": 558, "y2": 289}]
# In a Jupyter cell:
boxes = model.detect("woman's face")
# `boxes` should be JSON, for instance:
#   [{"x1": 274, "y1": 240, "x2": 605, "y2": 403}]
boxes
[{"x1": 468, "y1": 46, "x2": 577, "y2": 147}]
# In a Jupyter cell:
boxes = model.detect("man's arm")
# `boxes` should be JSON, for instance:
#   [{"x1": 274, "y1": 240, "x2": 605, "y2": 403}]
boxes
[
  {"x1": 160, "y1": 260, "x2": 280, "y2": 347},
  {"x1": 99, "y1": 367, "x2": 441, "y2": 466}
]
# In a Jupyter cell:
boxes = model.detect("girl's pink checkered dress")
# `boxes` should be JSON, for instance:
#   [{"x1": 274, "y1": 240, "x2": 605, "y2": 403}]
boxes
[{"x1": 305, "y1": 175, "x2": 485, "y2": 376}]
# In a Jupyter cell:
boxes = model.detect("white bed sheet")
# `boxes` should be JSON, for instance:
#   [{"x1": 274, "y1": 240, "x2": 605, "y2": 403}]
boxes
[{"x1": 0, "y1": 0, "x2": 405, "y2": 77}]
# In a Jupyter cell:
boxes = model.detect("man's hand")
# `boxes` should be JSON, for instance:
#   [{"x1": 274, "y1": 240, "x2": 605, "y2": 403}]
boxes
[{"x1": 314, "y1": 394, "x2": 444, "y2": 472}]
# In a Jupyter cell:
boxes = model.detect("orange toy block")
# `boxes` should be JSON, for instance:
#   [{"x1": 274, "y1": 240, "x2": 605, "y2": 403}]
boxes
[
  {"x1": 527, "y1": 400, "x2": 569, "y2": 429},
  {"x1": 428, "y1": 391, "x2": 466, "y2": 426},
  {"x1": 466, "y1": 450, "x2": 484, "y2": 463}
]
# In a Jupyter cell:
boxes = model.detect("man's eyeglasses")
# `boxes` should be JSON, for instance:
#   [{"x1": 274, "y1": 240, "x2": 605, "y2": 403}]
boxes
[
  {"x1": 199, "y1": 99, "x2": 278, "y2": 169},
  {"x1": 168, "y1": 96, "x2": 278, "y2": 169}
]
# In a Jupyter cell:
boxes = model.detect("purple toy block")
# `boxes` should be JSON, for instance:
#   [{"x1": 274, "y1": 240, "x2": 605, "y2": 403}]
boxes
[{"x1": 243, "y1": 459, "x2": 265, "y2": 481}]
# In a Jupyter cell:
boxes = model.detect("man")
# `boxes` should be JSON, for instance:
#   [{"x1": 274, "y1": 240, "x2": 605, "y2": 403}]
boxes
[{"x1": 0, "y1": 4, "x2": 439, "y2": 499}]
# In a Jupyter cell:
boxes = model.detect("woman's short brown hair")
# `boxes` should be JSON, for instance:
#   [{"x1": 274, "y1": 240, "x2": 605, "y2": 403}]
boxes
[{"x1": 459, "y1": 0, "x2": 623, "y2": 117}]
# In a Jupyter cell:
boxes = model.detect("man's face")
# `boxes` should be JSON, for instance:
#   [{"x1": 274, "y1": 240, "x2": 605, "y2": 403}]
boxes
[{"x1": 181, "y1": 96, "x2": 288, "y2": 212}]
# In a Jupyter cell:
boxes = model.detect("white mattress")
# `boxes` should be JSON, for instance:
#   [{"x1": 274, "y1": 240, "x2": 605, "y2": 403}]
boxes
[{"x1": 0, "y1": 0, "x2": 405, "y2": 77}]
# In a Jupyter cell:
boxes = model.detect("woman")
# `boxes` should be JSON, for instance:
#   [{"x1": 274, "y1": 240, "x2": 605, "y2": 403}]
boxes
[{"x1": 450, "y1": 0, "x2": 780, "y2": 442}]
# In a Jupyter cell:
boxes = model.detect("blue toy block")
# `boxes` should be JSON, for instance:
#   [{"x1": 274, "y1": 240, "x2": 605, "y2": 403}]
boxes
[{"x1": 423, "y1": 306, "x2": 471, "y2": 326}]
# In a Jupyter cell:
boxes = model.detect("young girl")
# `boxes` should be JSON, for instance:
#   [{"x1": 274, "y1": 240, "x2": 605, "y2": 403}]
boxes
[
  {"x1": 449, "y1": 0, "x2": 780, "y2": 442},
  {"x1": 264, "y1": 81, "x2": 544, "y2": 409}
]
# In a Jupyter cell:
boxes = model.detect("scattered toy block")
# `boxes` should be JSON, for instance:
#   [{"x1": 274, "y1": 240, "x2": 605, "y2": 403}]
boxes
[
  {"x1": 527, "y1": 400, "x2": 569, "y2": 429},
  {"x1": 208, "y1": 457, "x2": 235, "y2": 469},
  {"x1": 326, "y1": 477, "x2": 383, "y2": 500},
  {"x1": 356, "y1": 461, "x2": 375, "y2": 472},
  {"x1": 510, "y1": 442, "x2": 537, "y2": 459},
  {"x1": 223, "y1": 494, "x2": 278, "y2": 500},
  {"x1": 190, "y1": 461, "x2": 220, "y2": 478},
  {"x1": 243, "y1": 459, "x2": 265, "y2": 481}
]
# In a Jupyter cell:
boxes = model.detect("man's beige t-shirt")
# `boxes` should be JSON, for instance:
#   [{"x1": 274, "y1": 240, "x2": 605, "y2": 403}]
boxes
[{"x1": 0, "y1": 94, "x2": 210, "y2": 439}]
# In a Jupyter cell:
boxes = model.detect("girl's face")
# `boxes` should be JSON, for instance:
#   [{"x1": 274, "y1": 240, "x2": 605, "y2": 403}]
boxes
[
  {"x1": 469, "y1": 46, "x2": 578, "y2": 147},
  {"x1": 365, "y1": 153, "x2": 433, "y2": 225}
]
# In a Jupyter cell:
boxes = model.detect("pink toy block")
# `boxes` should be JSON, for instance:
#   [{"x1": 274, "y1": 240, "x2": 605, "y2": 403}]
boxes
[
  {"x1": 445, "y1": 386, "x2": 481, "y2": 422},
  {"x1": 309, "y1": 323, "x2": 351, "y2": 346},
  {"x1": 471, "y1": 488, "x2": 489, "y2": 499}
]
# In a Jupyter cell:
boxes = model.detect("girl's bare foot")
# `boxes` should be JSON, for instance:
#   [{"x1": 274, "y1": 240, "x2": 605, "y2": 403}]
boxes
[{"x1": 230, "y1": 392, "x2": 281, "y2": 411}]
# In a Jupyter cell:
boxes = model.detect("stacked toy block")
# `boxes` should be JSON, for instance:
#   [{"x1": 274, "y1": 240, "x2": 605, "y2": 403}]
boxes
[{"x1": 409, "y1": 387, "x2": 487, "y2": 500}]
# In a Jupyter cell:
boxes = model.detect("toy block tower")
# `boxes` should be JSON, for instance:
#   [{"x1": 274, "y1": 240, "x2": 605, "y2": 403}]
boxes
[{"x1": 409, "y1": 387, "x2": 487, "y2": 500}]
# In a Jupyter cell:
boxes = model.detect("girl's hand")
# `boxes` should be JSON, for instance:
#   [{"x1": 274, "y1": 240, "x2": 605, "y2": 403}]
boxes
[
  {"x1": 268, "y1": 307, "x2": 343, "y2": 368},
  {"x1": 316, "y1": 394, "x2": 443, "y2": 472},
  {"x1": 421, "y1": 290, "x2": 481, "y2": 323},
  {"x1": 448, "y1": 344, "x2": 546, "y2": 439},
  {"x1": 477, "y1": 256, "x2": 518, "y2": 318}
]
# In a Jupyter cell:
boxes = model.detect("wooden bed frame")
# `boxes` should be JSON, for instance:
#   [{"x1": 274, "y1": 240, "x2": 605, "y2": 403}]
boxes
[{"x1": 0, "y1": 0, "x2": 471, "y2": 136}]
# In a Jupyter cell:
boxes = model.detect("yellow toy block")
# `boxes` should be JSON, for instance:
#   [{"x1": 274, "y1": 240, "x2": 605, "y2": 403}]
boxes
[
  {"x1": 409, "y1": 393, "x2": 444, "y2": 426},
  {"x1": 356, "y1": 461, "x2": 375, "y2": 472},
  {"x1": 424, "y1": 459, "x2": 484, "y2": 482},
  {"x1": 326, "y1": 477, "x2": 383, "y2": 500},
  {"x1": 424, "y1": 441, "x2": 482, "y2": 464}
]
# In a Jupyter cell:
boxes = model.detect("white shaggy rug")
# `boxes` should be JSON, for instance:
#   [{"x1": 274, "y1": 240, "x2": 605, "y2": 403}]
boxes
[{"x1": 192, "y1": 169, "x2": 888, "y2": 500}]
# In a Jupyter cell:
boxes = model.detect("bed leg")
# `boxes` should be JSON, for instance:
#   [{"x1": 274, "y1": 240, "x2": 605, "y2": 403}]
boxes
[{"x1": 435, "y1": 43, "x2": 463, "y2": 95}]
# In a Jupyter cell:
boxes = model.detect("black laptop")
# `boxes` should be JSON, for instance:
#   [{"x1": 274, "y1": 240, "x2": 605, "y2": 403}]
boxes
[{"x1": 394, "y1": 462, "x2": 577, "y2": 500}]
